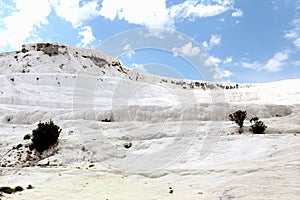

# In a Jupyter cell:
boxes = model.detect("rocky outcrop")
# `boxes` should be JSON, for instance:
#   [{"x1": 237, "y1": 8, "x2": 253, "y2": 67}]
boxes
[{"x1": 0, "y1": 42, "x2": 242, "y2": 90}]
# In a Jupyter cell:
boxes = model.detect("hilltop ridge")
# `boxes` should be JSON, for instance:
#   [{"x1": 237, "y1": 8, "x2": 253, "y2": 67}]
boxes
[{"x1": 0, "y1": 42, "x2": 240, "y2": 90}]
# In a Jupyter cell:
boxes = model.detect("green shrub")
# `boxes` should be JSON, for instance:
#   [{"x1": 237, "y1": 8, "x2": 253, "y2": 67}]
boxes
[
  {"x1": 0, "y1": 187, "x2": 15, "y2": 194},
  {"x1": 26, "y1": 185, "x2": 33, "y2": 189},
  {"x1": 250, "y1": 117, "x2": 267, "y2": 134},
  {"x1": 31, "y1": 120, "x2": 61, "y2": 152},
  {"x1": 250, "y1": 116, "x2": 259, "y2": 123},
  {"x1": 229, "y1": 110, "x2": 247, "y2": 128},
  {"x1": 23, "y1": 134, "x2": 31, "y2": 140},
  {"x1": 14, "y1": 186, "x2": 23, "y2": 192},
  {"x1": 0, "y1": 186, "x2": 24, "y2": 194}
]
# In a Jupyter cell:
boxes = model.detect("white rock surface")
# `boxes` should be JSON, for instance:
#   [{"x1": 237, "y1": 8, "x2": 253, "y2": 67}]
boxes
[{"x1": 0, "y1": 43, "x2": 299, "y2": 199}]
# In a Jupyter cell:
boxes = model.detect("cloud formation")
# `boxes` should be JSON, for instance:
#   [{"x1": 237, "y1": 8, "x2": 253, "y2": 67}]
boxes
[
  {"x1": 100, "y1": 0, "x2": 236, "y2": 28},
  {"x1": 265, "y1": 51, "x2": 289, "y2": 72},
  {"x1": 172, "y1": 42, "x2": 200, "y2": 57},
  {"x1": 231, "y1": 9, "x2": 243, "y2": 17},
  {"x1": 205, "y1": 56, "x2": 221, "y2": 66},
  {"x1": 132, "y1": 63, "x2": 148, "y2": 73},
  {"x1": 202, "y1": 34, "x2": 221, "y2": 50},
  {"x1": 223, "y1": 57, "x2": 233, "y2": 64},
  {"x1": 50, "y1": 0, "x2": 101, "y2": 28},
  {"x1": 221, "y1": 70, "x2": 233, "y2": 78},
  {"x1": 284, "y1": 7, "x2": 300, "y2": 49},
  {"x1": 170, "y1": 0, "x2": 233, "y2": 20},
  {"x1": 122, "y1": 44, "x2": 135, "y2": 58},
  {"x1": 0, "y1": 0, "x2": 241, "y2": 51},
  {"x1": 0, "y1": 0, "x2": 51, "y2": 50},
  {"x1": 100, "y1": 0, "x2": 171, "y2": 28},
  {"x1": 78, "y1": 26, "x2": 95, "y2": 47},
  {"x1": 241, "y1": 50, "x2": 289, "y2": 72},
  {"x1": 0, "y1": 0, "x2": 101, "y2": 51}
]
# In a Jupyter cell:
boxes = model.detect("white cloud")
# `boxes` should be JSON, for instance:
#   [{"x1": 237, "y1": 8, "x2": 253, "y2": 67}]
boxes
[
  {"x1": 223, "y1": 57, "x2": 233, "y2": 64},
  {"x1": 210, "y1": 56, "x2": 222, "y2": 65},
  {"x1": 231, "y1": 9, "x2": 243, "y2": 17},
  {"x1": 284, "y1": 10, "x2": 300, "y2": 49},
  {"x1": 265, "y1": 51, "x2": 289, "y2": 72},
  {"x1": 205, "y1": 56, "x2": 232, "y2": 68},
  {"x1": 285, "y1": 30, "x2": 298, "y2": 39},
  {"x1": 240, "y1": 50, "x2": 289, "y2": 72},
  {"x1": 0, "y1": 1, "x2": 16, "y2": 17},
  {"x1": 294, "y1": 60, "x2": 300, "y2": 66},
  {"x1": 294, "y1": 37, "x2": 300, "y2": 48},
  {"x1": 241, "y1": 61, "x2": 262, "y2": 70},
  {"x1": 205, "y1": 56, "x2": 221, "y2": 66},
  {"x1": 132, "y1": 63, "x2": 148, "y2": 73},
  {"x1": 202, "y1": 34, "x2": 221, "y2": 50},
  {"x1": 210, "y1": 35, "x2": 221, "y2": 46},
  {"x1": 293, "y1": 60, "x2": 300, "y2": 67},
  {"x1": 144, "y1": 28, "x2": 170, "y2": 39},
  {"x1": 0, "y1": 0, "x2": 51, "y2": 50},
  {"x1": 100, "y1": 0, "x2": 235, "y2": 28},
  {"x1": 285, "y1": 28, "x2": 300, "y2": 48},
  {"x1": 172, "y1": 42, "x2": 200, "y2": 57},
  {"x1": 100, "y1": 0, "x2": 172, "y2": 28},
  {"x1": 213, "y1": 68, "x2": 233, "y2": 80},
  {"x1": 202, "y1": 41, "x2": 209, "y2": 50},
  {"x1": 122, "y1": 44, "x2": 135, "y2": 58},
  {"x1": 221, "y1": 70, "x2": 233, "y2": 78},
  {"x1": 78, "y1": 26, "x2": 95, "y2": 47},
  {"x1": 50, "y1": 0, "x2": 101, "y2": 28},
  {"x1": 170, "y1": 0, "x2": 233, "y2": 20},
  {"x1": 0, "y1": 0, "x2": 102, "y2": 51}
]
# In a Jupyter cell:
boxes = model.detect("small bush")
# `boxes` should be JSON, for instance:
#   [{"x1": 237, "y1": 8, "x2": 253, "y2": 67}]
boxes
[
  {"x1": 250, "y1": 116, "x2": 259, "y2": 123},
  {"x1": 31, "y1": 120, "x2": 61, "y2": 152},
  {"x1": 0, "y1": 187, "x2": 15, "y2": 194},
  {"x1": 0, "y1": 186, "x2": 24, "y2": 194},
  {"x1": 14, "y1": 186, "x2": 23, "y2": 192},
  {"x1": 26, "y1": 185, "x2": 33, "y2": 189},
  {"x1": 250, "y1": 117, "x2": 267, "y2": 134},
  {"x1": 124, "y1": 141, "x2": 132, "y2": 149},
  {"x1": 229, "y1": 110, "x2": 247, "y2": 128},
  {"x1": 23, "y1": 134, "x2": 31, "y2": 140}
]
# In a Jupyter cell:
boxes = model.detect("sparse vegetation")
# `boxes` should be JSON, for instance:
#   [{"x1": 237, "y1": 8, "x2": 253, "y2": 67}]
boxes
[
  {"x1": 229, "y1": 110, "x2": 247, "y2": 128},
  {"x1": 102, "y1": 118, "x2": 111, "y2": 122},
  {"x1": 26, "y1": 185, "x2": 33, "y2": 189},
  {"x1": 0, "y1": 187, "x2": 14, "y2": 194},
  {"x1": 14, "y1": 186, "x2": 23, "y2": 192},
  {"x1": 0, "y1": 186, "x2": 23, "y2": 194},
  {"x1": 169, "y1": 187, "x2": 173, "y2": 194},
  {"x1": 250, "y1": 116, "x2": 259, "y2": 123},
  {"x1": 23, "y1": 134, "x2": 31, "y2": 140},
  {"x1": 30, "y1": 120, "x2": 61, "y2": 152},
  {"x1": 15, "y1": 144, "x2": 22, "y2": 149},
  {"x1": 124, "y1": 141, "x2": 132, "y2": 149},
  {"x1": 229, "y1": 110, "x2": 247, "y2": 134},
  {"x1": 250, "y1": 117, "x2": 267, "y2": 134}
]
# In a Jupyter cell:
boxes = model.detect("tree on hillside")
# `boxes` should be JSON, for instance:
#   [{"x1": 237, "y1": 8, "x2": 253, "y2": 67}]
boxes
[
  {"x1": 229, "y1": 110, "x2": 247, "y2": 133},
  {"x1": 29, "y1": 120, "x2": 61, "y2": 152}
]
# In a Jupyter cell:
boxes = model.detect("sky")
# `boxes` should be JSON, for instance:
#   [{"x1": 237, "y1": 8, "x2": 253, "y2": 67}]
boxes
[{"x1": 0, "y1": 0, "x2": 299, "y2": 83}]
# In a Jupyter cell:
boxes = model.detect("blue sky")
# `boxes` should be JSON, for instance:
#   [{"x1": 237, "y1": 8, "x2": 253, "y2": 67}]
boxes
[{"x1": 0, "y1": 0, "x2": 299, "y2": 83}]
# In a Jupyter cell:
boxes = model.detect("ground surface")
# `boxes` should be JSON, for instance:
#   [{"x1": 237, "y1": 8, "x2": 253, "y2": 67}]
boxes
[{"x1": 0, "y1": 43, "x2": 299, "y2": 199}]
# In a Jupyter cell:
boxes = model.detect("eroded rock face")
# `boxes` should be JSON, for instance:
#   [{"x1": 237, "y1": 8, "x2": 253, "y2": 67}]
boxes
[
  {"x1": 22, "y1": 43, "x2": 67, "y2": 56},
  {"x1": 0, "y1": 42, "x2": 121, "y2": 74},
  {"x1": 1, "y1": 42, "x2": 242, "y2": 90},
  {"x1": 81, "y1": 55, "x2": 109, "y2": 68}
]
